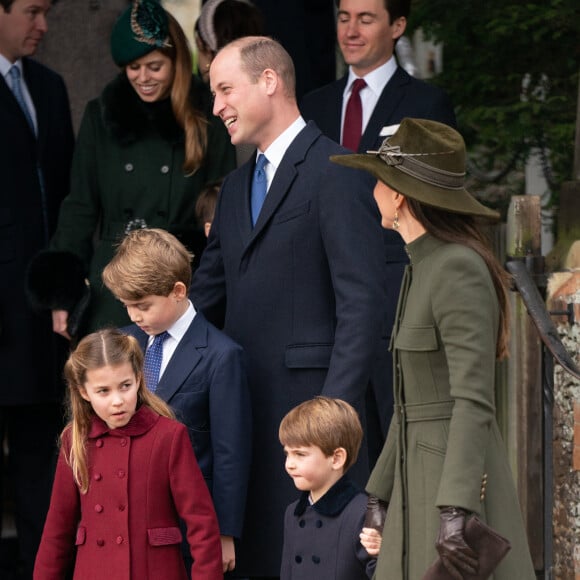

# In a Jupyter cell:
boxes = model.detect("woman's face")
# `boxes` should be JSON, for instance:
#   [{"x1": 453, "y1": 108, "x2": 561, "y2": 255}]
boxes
[
  {"x1": 373, "y1": 179, "x2": 399, "y2": 229},
  {"x1": 194, "y1": 31, "x2": 213, "y2": 84},
  {"x1": 125, "y1": 49, "x2": 174, "y2": 102}
]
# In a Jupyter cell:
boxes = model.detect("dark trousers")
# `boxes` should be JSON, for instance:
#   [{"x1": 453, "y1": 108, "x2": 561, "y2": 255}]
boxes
[{"x1": 0, "y1": 404, "x2": 63, "y2": 580}]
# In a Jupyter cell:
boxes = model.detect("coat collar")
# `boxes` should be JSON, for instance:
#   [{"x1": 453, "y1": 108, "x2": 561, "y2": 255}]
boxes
[
  {"x1": 404, "y1": 232, "x2": 445, "y2": 266},
  {"x1": 294, "y1": 475, "x2": 362, "y2": 517},
  {"x1": 88, "y1": 405, "x2": 160, "y2": 439}
]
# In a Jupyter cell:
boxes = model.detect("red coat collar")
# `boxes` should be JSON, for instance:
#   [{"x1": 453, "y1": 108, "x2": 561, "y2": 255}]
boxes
[{"x1": 88, "y1": 405, "x2": 160, "y2": 439}]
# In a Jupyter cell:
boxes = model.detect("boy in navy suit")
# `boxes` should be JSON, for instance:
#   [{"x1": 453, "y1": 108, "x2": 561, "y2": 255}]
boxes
[
  {"x1": 279, "y1": 397, "x2": 380, "y2": 579},
  {"x1": 102, "y1": 227, "x2": 251, "y2": 574}
]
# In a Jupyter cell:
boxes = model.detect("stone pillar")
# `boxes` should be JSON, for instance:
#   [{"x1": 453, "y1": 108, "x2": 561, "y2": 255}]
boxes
[{"x1": 548, "y1": 244, "x2": 580, "y2": 580}]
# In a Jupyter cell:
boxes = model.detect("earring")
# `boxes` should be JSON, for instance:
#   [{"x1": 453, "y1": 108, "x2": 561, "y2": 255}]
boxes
[
  {"x1": 393, "y1": 210, "x2": 399, "y2": 230},
  {"x1": 205, "y1": 62, "x2": 210, "y2": 71}
]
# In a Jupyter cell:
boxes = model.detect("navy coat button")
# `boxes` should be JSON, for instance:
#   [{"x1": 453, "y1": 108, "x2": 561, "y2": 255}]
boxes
[
  {"x1": 312, "y1": 555, "x2": 321, "y2": 564},
  {"x1": 299, "y1": 520, "x2": 306, "y2": 528},
  {"x1": 315, "y1": 520, "x2": 323, "y2": 528},
  {"x1": 124, "y1": 163, "x2": 134, "y2": 172},
  {"x1": 295, "y1": 555, "x2": 302, "y2": 564},
  {"x1": 160, "y1": 165, "x2": 169, "y2": 174}
]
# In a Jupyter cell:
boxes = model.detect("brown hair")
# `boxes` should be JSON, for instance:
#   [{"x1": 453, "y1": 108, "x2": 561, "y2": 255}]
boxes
[
  {"x1": 195, "y1": 180, "x2": 221, "y2": 226},
  {"x1": 279, "y1": 397, "x2": 363, "y2": 472},
  {"x1": 405, "y1": 198, "x2": 510, "y2": 359},
  {"x1": 102, "y1": 228, "x2": 193, "y2": 301},
  {"x1": 229, "y1": 36, "x2": 296, "y2": 100},
  {"x1": 63, "y1": 329, "x2": 174, "y2": 493},
  {"x1": 160, "y1": 12, "x2": 208, "y2": 174}
]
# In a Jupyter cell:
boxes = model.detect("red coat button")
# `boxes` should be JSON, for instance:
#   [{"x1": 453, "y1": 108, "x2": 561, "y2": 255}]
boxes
[
  {"x1": 117, "y1": 470, "x2": 126, "y2": 478},
  {"x1": 94, "y1": 504, "x2": 103, "y2": 513},
  {"x1": 96, "y1": 440, "x2": 103, "y2": 448},
  {"x1": 120, "y1": 439, "x2": 127, "y2": 447},
  {"x1": 93, "y1": 473, "x2": 102, "y2": 481},
  {"x1": 118, "y1": 505, "x2": 126, "y2": 512},
  {"x1": 97, "y1": 539, "x2": 104, "y2": 547},
  {"x1": 116, "y1": 536, "x2": 123, "y2": 545}
]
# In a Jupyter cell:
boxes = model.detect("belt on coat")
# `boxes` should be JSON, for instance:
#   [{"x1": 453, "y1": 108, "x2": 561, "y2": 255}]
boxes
[{"x1": 395, "y1": 400, "x2": 454, "y2": 422}]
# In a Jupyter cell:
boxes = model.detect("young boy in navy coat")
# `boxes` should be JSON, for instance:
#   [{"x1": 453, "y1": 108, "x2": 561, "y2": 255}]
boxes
[
  {"x1": 102, "y1": 227, "x2": 251, "y2": 574},
  {"x1": 279, "y1": 397, "x2": 380, "y2": 579}
]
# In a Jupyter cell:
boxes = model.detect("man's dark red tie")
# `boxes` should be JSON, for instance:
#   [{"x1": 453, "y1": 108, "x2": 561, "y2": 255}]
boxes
[{"x1": 342, "y1": 78, "x2": 367, "y2": 152}]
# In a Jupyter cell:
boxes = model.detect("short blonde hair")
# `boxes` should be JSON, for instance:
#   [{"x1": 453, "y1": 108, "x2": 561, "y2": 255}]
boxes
[
  {"x1": 102, "y1": 228, "x2": 193, "y2": 300},
  {"x1": 279, "y1": 397, "x2": 363, "y2": 471}
]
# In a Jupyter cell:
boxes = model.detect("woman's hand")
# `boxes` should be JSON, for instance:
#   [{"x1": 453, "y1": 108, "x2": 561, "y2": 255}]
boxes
[
  {"x1": 363, "y1": 494, "x2": 388, "y2": 533},
  {"x1": 360, "y1": 527, "x2": 382, "y2": 556},
  {"x1": 220, "y1": 535, "x2": 235, "y2": 573},
  {"x1": 51, "y1": 310, "x2": 71, "y2": 341},
  {"x1": 435, "y1": 507, "x2": 478, "y2": 579}
]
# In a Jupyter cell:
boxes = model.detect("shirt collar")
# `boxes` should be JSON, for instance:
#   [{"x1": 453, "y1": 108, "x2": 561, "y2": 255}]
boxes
[
  {"x1": 258, "y1": 115, "x2": 307, "y2": 172},
  {"x1": 166, "y1": 300, "x2": 195, "y2": 343},
  {"x1": 345, "y1": 56, "x2": 398, "y2": 98},
  {"x1": 0, "y1": 54, "x2": 22, "y2": 81}
]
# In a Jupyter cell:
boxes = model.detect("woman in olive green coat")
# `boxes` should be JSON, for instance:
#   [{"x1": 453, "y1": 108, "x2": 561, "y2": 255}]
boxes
[
  {"x1": 28, "y1": 0, "x2": 235, "y2": 338},
  {"x1": 332, "y1": 118, "x2": 535, "y2": 580}
]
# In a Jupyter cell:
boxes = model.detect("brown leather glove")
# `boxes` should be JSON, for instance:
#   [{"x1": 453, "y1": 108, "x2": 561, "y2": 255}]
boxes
[
  {"x1": 435, "y1": 507, "x2": 478, "y2": 579},
  {"x1": 363, "y1": 494, "x2": 388, "y2": 534}
]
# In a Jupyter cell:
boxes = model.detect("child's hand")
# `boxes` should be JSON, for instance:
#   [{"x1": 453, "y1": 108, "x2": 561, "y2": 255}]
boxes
[
  {"x1": 360, "y1": 527, "x2": 382, "y2": 557},
  {"x1": 221, "y1": 535, "x2": 236, "y2": 573}
]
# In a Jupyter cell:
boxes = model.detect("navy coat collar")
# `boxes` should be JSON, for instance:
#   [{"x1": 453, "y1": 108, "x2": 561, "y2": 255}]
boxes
[{"x1": 294, "y1": 476, "x2": 362, "y2": 517}]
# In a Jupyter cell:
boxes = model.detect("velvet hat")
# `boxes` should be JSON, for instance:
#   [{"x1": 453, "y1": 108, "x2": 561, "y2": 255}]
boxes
[
  {"x1": 331, "y1": 118, "x2": 499, "y2": 220},
  {"x1": 110, "y1": 0, "x2": 171, "y2": 67}
]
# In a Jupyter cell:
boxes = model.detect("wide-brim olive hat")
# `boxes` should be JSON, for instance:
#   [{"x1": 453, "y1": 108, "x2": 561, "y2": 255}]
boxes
[
  {"x1": 110, "y1": 0, "x2": 171, "y2": 67},
  {"x1": 331, "y1": 118, "x2": 499, "y2": 220}
]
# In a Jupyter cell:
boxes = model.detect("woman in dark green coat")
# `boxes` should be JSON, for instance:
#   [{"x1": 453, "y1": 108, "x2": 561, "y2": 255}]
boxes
[
  {"x1": 332, "y1": 118, "x2": 535, "y2": 579},
  {"x1": 28, "y1": 0, "x2": 235, "y2": 338}
]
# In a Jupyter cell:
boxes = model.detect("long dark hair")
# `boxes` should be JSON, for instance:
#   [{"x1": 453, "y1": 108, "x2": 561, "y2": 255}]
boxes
[{"x1": 406, "y1": 198, "x2": 510, "y2": 359}]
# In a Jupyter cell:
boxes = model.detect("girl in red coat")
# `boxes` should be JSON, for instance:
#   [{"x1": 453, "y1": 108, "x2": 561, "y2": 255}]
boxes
[{"x1": 34, "y1": 328, "x2": 223, "y2": 580}]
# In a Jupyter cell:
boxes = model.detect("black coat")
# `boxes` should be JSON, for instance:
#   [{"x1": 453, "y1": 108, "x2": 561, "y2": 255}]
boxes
[
  {"x1": 0, "y1": 57, "x2": 73, "y2": 405},
  {"x1": 191, "y1": 122, "x2": 388, "y2": 576}
]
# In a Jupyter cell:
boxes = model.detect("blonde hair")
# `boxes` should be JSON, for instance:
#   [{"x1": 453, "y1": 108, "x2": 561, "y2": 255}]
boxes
[
  {"x1": 162, "y1": 12, "x2": 208, "y2": 174},
  {"x1": 62, "y1": 328, "x2": 174, "y2": 493},
  {"x1": 279, "y1": 397, "x2": 363, "y2": 472},
  {"x1": 102, "y1": 228, "x2": 193, "y2": 301}
]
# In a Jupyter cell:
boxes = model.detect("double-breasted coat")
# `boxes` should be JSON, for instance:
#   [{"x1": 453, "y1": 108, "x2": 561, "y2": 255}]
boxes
[
  {"x1": 281, "y1": 477, "x2": 375, "y2": 580},
  {"x1": 34, "y1": 406, "x2": 222, "y2": 580},
  {"x1": 191, "y1": 122, "x2": 388, "y2": 576},
  {"x1": 366, "y1": 234, "x2": 535, "y2": 579},
  {"x1": 28, "y1": 73, "x2": 235, "y2": 335}
]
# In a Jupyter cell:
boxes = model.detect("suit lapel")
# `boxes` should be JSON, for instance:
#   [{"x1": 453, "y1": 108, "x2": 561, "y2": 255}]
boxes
[
  {"x1": 245, "y1": 122, "x2": 318, "y2": 248},
  {"x1": 359, "y1": 66, "x2": 409, "y2": 153},
  {"x1": 326, "y1": 77, "x2": 347, "y2": 143},
  {"x1": 0, "y1": 63, "x2": 36, "y2": 138},
  {"x1": 155, "y1": 315, "x2": 206, "y2": 402},
  {"x1": 234, "y1": 160, "x2": 255, "y2": 242}
]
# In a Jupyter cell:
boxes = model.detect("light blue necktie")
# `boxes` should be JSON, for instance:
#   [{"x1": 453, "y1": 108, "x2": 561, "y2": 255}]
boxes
[
  {"x1": 143, "y1": 331, "x2": 169, "y2": 392},
  {"x1": 251, "y1": 154, "x2": 269, "y2": 226},
  {"x1": 9, "y1": 65, "x2": 35, "y2": 134}
]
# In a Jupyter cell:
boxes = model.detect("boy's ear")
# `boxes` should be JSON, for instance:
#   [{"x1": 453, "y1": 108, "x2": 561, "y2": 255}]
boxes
[
  {"x1": 172, "y1": 281, "x2": 187, "y2": 301},
  {"x1": 331, "y1": 447, "x2": 348, "y2": 470}
]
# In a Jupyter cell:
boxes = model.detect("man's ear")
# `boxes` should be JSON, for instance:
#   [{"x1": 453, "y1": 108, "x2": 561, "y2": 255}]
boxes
[
  {"x1": 262, "y1": 68, "x2": 278, "y2": 96},
  {"x1": 392, "y1": 16, "x2": 407, "y2": 41}
]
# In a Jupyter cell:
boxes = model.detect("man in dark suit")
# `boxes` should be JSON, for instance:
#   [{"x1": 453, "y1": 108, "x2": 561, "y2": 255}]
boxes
[
  {"x1": 191, "y1": 36, "x2": 387, "y2": 578},
  {"x1": 0, "y1": 0, "x2": 73, "y2": 577},
  {"x1": 300, "y1": 0, "x2": 457, "y2": 463}
]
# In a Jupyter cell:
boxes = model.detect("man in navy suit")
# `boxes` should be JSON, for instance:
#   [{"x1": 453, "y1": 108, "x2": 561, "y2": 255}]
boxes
[
  {"x1": 191, "y1": 36, "x2": 387, "y2": 578},
  {"x1": 102, "y1": 228, "x2": 251, "y2": 575},
  {"x1": 0, "y1": 1, "x2": 73, "y2": 577},
  {"x1": 300, "y1": 0, "x2": 457, "y2": 464}
]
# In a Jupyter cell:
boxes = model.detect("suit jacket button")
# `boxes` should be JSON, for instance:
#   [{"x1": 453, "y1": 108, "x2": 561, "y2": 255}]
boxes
[
  {"x1": 124, "y1": 163, "x2": 134, "y2": 172},
  {"x1": 160, "y1": 165, "x2": 169, "y2": 174}
]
